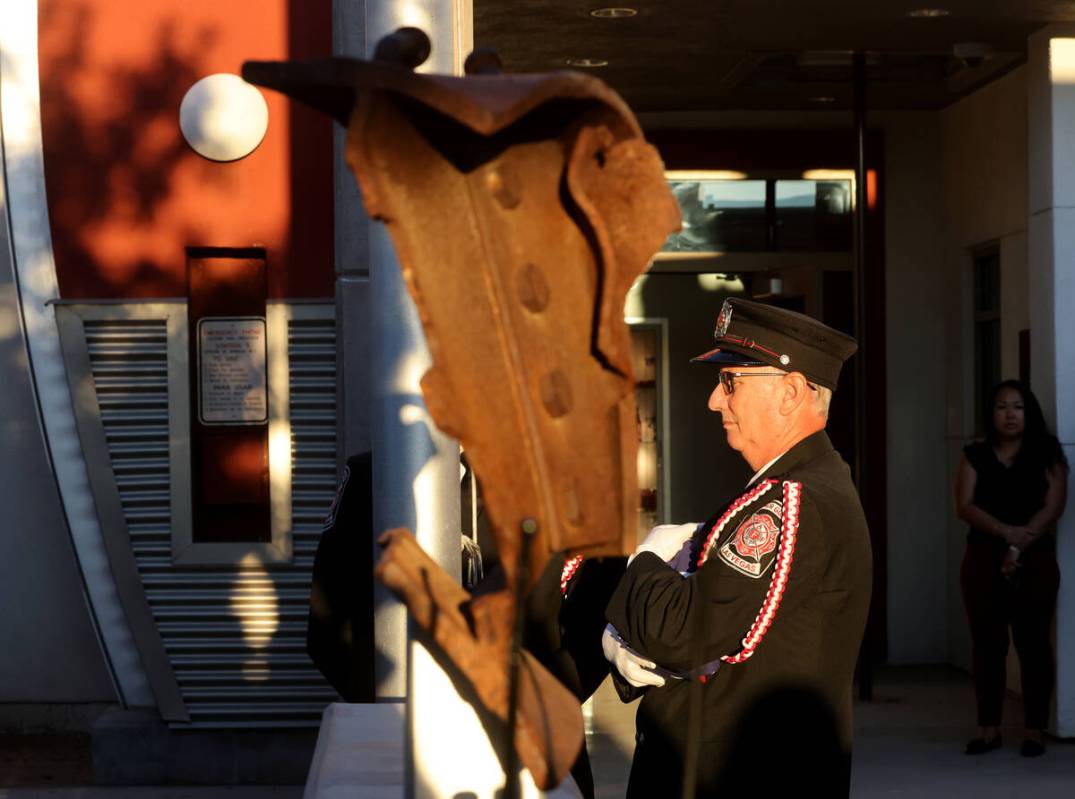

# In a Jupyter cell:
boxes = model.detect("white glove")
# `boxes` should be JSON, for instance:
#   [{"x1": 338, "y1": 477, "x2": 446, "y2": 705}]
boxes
[
  {"x1": 602, "y1": 624, "x2": 665, "y2": 688},
  {"x1": 630, "y1": 522, "x2": 699, "y2": 565}
]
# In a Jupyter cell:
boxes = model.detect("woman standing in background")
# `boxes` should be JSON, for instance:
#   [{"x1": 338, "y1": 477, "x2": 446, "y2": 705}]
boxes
[{"x1": 955, "y1": 380, "x2": 1068, "y2": 758}]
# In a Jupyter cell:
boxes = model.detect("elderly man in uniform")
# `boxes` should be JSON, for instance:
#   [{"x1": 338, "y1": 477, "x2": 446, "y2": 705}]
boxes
[{"x1": 603, "y1": 297, "x2": 872, "y2": 797}]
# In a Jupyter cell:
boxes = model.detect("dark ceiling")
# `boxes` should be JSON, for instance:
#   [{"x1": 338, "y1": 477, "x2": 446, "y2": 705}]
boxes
[{"x1": 474, "y1": 1, "x2": 1075, "y2": 111}]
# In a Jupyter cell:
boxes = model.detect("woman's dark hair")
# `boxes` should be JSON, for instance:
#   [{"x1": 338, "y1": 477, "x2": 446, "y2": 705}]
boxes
[{"x1": 986, "y1": 380, "x2": 1069, "y2": 471}]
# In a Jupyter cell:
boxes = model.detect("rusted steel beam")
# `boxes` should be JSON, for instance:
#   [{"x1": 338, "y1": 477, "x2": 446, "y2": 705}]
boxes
[
  {"x1": 375, "y1": 528, "x2": 581, "y2": 789},
  {"x1": 244, "y1": 30, "x2": 678, "y2": 789}
]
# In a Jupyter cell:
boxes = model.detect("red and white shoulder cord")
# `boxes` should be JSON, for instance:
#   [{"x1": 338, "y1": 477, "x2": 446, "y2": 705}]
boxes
[
  {"x1": 558, "y1": 479, "x2": 801, "y2": 665},
  {"x1": 696, "y1": 479, "x2": 802, "y2": 664},
  {"x1": 560, "y1": 554, "x2": 584, "y2": 597}
]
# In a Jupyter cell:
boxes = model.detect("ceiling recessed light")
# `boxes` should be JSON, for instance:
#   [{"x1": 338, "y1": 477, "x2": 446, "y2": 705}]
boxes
[
  {"x1": 908, "y1": 8, "x2": 949, "y2": 18},
  {"x1": 566, "y1": 58, "x2": 609, "y2": 68},
  {"x1": 666, "y1": 170, "x2": 749, "y2": 181},
  {"x1": 590, "y1": 7, "x2": 638, "y2": 18},
  {"x1": 810, "y1": 96, "x2": 837, "y2": 103}
]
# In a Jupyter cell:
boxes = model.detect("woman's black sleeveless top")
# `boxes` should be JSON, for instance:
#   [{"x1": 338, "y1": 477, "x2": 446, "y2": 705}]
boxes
[{"x1": 964, "y1": 441, "x2": 1049, "y2": 546}]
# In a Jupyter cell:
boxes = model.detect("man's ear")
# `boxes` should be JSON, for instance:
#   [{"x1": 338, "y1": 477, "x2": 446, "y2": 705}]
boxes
[{"x1": 779, "y1": 372, "x2": 811, "y2": 416}]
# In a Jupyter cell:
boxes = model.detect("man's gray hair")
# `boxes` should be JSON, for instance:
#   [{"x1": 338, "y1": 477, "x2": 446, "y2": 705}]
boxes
[{"x1": 813, "y1": 385, "x2": 833, "y2": 418}]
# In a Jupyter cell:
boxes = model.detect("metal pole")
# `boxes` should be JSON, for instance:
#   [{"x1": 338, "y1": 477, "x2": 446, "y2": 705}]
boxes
[
  {"x1": 356, "y1": 5, "x2": 471, "y2": 798},
  {"x1": 502, "y1": 520, "x2": 536, "y2": 799},
  {"x1": 852, "y1": 51, "x2": 873, "y2": 703}
]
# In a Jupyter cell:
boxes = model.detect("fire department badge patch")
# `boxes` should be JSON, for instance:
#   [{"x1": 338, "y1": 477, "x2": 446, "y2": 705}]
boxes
[{"x1": 718, "y1": 500, "x2": 782, "y2": 578}]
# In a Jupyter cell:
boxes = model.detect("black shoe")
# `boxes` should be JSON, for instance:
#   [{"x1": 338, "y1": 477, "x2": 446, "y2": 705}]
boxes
[
  {"x1": 1020, "y1": 739, "x2": 1045, "y2": 758},
  {"x1": 965, "y1": 735, "x2": 1002, "y2": 755}
]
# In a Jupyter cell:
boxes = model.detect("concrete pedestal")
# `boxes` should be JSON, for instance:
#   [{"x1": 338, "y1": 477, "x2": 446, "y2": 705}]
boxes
[
  {"x1": 304, "y1": 703, "x2": 405, "y2": 799},
  {"x1": 302, "y1": 702, "x2": 583, "y2": 799}
]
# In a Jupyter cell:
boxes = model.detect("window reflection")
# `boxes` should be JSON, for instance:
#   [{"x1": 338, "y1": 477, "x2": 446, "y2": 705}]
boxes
[
  {"x1": 775, "y1": 179, "x2": 852, "y2": 251},
  {"x1": 661, "y1": 174, "x2": 855, "y2": 254},
  {"x1": 664, "y1": 180, "x2": 768, "y2": 253}
]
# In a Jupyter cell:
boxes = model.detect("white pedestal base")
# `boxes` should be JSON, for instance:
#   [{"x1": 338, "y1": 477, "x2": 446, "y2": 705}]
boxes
[
  {"x1": 304, "y1": 703, "x2": 405, "y2": 799},
  {"x1": 303, "y1": 701, "x2": 583, "y2": 799}
]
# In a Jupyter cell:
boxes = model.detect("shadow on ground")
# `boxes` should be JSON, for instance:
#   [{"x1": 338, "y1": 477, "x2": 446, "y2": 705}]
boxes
[{"x1": 4, "y1": 666, "x2": 1075, "y2": 798}]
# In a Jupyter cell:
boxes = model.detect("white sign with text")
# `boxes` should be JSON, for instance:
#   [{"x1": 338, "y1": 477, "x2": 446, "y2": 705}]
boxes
[{"x1": 198, "y1": 317, "x2": 268, "y2": 425}]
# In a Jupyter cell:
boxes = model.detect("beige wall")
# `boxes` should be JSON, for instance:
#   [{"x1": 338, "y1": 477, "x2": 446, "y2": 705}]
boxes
[
  {"x1": 938, "y1": 66, "x2": 1030, "y2": 681},
  {"x1": 941, "y1": 68, "x2": 1029, "y2": 247}
]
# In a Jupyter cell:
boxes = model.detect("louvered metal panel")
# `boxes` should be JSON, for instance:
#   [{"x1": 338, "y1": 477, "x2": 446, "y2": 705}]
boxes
[{"x1": 84, "y1": 312, "x2": 339, "y2": 728}]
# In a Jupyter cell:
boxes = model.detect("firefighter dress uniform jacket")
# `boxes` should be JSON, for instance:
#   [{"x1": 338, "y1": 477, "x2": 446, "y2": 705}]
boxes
[{"x1": 606, "y1": 430, "x2": 872, "y2": 797}]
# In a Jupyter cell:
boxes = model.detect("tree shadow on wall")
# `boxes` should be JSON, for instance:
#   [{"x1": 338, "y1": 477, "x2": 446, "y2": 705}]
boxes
[{"x1": 38, "y1": 0, "x2": 222, "y2": 297}]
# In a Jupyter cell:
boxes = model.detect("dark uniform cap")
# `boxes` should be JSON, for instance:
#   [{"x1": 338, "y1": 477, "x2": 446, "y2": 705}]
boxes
[{"x1": 690, "y1": 297, "x2": 857, "y2": 391}]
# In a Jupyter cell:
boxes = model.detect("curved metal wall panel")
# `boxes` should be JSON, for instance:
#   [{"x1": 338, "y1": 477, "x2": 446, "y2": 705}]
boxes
[
  {"x1": 0, "y1": 0, "x2": 151, "y2": 707},
  {"x1": 0, "y1": 102, "x2": 116, "y2": 708},
  {"x1": 81, "y1": 305, "x2": 338, "y2": 727}
]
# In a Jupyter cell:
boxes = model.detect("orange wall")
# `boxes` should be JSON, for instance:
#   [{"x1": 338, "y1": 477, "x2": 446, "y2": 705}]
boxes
[{"x1": 39, "y1": 0, "x2": 333, "y2": 299}]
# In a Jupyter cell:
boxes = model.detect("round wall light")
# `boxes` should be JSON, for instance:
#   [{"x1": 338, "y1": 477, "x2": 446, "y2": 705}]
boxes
[{"x1": 179, "y1": 74, "x2": 269, "y2": 162}]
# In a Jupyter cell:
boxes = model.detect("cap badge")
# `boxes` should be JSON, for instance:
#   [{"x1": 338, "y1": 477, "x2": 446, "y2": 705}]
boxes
[
  {"x1": 715, "y1": 301, "x2": 733, "y2": 338},
  {"x1": 779, "y1": 354, "x2": 791, "y2": 365}
]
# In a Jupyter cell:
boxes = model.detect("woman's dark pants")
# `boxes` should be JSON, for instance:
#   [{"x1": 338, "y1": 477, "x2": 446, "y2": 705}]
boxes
[{"x1": 961, "y1": 539, "x2": 1059, "y2": 729}]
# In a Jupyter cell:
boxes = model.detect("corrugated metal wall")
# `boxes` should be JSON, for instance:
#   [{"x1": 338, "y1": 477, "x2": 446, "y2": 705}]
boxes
[{"x1": 85, "y1": 311, "x2": 339, "y2": 727}]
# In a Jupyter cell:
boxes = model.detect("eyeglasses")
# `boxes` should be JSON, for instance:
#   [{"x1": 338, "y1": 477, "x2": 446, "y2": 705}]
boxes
[{"x1": 718, "y1": 371, "x2": 819, "y2": 395}]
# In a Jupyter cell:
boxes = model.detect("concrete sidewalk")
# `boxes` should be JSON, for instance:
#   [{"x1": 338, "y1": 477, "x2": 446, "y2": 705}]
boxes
[
  {"x1": 2, "y1": 666, "x2": 1073, "y2": 798},
  {"x1": 850, "y1": 666, "x2": 1075, "y2": 798},
  {"x1": 584, "y1": 664, "x2": 1075, "y2": 798}
]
